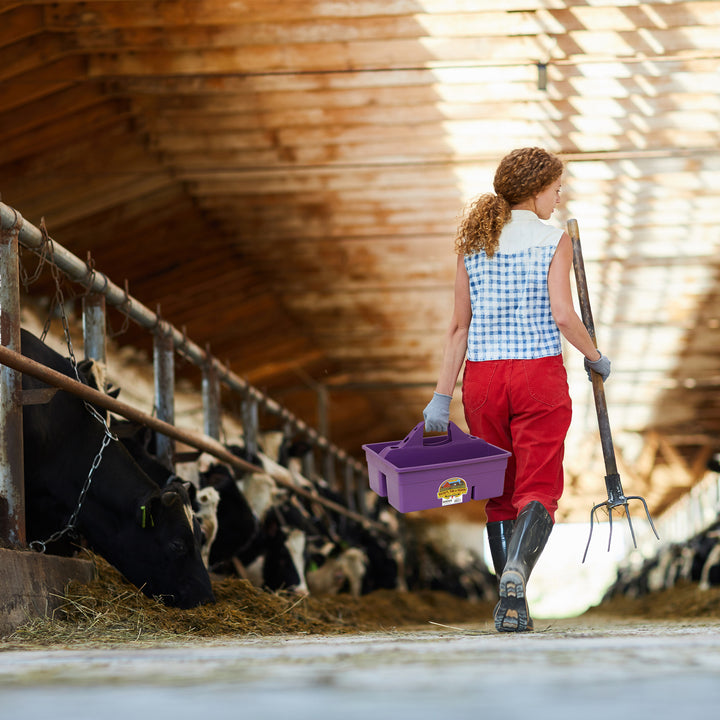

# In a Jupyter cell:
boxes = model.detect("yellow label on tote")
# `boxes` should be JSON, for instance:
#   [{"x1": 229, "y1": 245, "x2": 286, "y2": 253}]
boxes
[{"x1": 437, "y1": 477, "x2": 468, "y2": 506}]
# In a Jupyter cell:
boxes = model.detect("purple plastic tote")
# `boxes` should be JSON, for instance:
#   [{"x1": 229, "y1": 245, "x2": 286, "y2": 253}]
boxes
[{"x1": 362, "y1": 422, "x2": 511, "y2": 513}]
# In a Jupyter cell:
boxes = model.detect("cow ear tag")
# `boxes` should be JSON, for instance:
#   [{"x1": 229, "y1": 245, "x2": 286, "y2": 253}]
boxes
[{"x1": 140, "y1": 504, "x2": 155, "y2": 528}]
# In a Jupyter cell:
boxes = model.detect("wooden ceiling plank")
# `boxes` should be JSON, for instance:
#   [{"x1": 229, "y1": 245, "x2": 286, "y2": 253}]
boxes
[
  {"x1": 172, "y1": 160, "x2": 720, "y2": 191},
  {"x1": 142, "y1": 110, "x2": 720, "y2": 151},
  {"x1": 13, "y1": 173, "x2": 174, "y2": 231},
  {"x1": 45, "y1": 185, "x2": 204, "y2": 243},
  {"x1": 553, "y1": 3, "x2": 720, "y2": 32},
  {"x1": 107, "y1": 56, "x2": 720, "y2": 96},
  {"x1": 88, "y1": 37, "x2": 720, "y2": 79},
  {"x1": 0, "y1": 56, "x2": 87, "y2": 113},
  {"x1": 0, "y1": 4, "x2": 44, "y2": 47},
  {"x1": 145, "y1": 128, "x2": 720, "y2": 165},
  {"x1": 0, "y1": 32, "x2": 76, "y2": 83},
  {"x1": 0, "y1": 83, "x2": 110, "y2": 140},
  {"x1": 7, "y1": 0, "x2": 699, "y2": 12},
  {"x1": 42, "y1": 1, "x2": 720, "y2": 35},
  {"x1": 54, "y1": 14, "x2": 566, "y2": 46},
  {"x1": 0, "y1": 101, "x2": 134, "y2": 166},
  {"x1": 86, "y1": 37, "x2": 556, "y2": 77},
  {"x1": 38, "y1": 0, "x2": 545, "y2": 26},
  {"x1": 6, "y1": 142, "x2": 165, "y2": 211},
  {"x1": 178, "y1": 165, "x2": 472, "y2": 191},
  {"x1": 132, "y1": 93, "x2": 720, "y2": 133}
]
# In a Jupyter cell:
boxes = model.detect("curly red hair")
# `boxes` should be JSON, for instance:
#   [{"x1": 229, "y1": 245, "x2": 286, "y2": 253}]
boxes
[{"x1": 455, "y1": 147, "x2": 564, "y2": 257}]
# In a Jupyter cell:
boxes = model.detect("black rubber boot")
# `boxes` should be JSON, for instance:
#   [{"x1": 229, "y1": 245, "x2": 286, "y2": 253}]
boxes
[
  {"x1": 494, "y1": 501, "x2": 553, "y2": 633},
  {"x1": 486, "y1": 520, "x2": 514, "y2": 579}
]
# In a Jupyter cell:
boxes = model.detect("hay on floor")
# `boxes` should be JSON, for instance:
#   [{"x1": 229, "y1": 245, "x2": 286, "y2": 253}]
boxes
[{"x1": 5, "y1": 553, "x2": 495, "y2": 648}]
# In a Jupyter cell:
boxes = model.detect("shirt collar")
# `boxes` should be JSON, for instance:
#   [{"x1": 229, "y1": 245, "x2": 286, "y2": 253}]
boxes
[{"x1": 510, "y1": 209, "x2": 538, "y2": 221}]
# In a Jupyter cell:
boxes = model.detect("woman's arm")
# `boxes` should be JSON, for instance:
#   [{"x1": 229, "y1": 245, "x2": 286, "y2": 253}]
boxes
[
  {"x1": 547, "y1": 232, "x2": 602, "y2": 361},
  {"x1": 434, "y1": 254, "x2": 472, "y2": 396}
]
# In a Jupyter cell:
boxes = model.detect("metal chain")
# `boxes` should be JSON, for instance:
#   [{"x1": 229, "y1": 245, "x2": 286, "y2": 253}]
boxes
[
  {"x1": 29, "y1": 425, "x2": 116, "y2": 554},
  {"x1": 18, "y1": 218, "x2": 51, "y2": 289},
  {"x1": 26, "y1": 219, "x2": 120, "y2": 553},
  {"x1": 108, "y1": 279, "x2": 131, "y2": 339}
]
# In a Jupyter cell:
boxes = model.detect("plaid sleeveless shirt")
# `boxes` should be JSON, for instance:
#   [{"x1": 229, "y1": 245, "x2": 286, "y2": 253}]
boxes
[{"x1": 465, "y1": 209, "x2": 564, "y2": 361}]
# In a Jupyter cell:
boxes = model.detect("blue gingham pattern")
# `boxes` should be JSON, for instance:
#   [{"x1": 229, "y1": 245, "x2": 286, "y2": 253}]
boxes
[{"x1": 465, "y1": 245, "x2": 562, "y2": 360}]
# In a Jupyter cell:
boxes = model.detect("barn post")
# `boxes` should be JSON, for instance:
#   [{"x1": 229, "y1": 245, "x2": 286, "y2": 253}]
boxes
[
  {"x1": 324, "y1": 452, "x2": 336, "y2": 489},
  {"x1": 242, "y1": 396, "x2": 259, "y2": 459},
  {"x1": 302, "y1": 446, "x2": 316, "y2": 480},
  {"x1": 356, "y1": 468, "x2": 368, "y2": 516},
  {"x1": 202, "y1": 351, "x2": 221, "y2": 441},
  {"x1": 0, "y1": 208, "x2": 26, "y2": 546},
  {"x1": 344, "y1": 461, "x2": 357, "y2": 512},
  {"x1": 153, "y1": 318, "x2": 175, "y2": 470},
  {"x1": 316, "y1": 385, "x2": 337, "y2": 488},
  {"x1": 82, "y1": 292, "x2": 107, "y2": 366}
]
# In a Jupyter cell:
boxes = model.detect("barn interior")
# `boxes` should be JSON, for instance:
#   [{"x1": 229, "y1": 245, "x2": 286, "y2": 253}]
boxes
[{"x1": 2, "y1": 1, "x2": 720, "y2": 614}]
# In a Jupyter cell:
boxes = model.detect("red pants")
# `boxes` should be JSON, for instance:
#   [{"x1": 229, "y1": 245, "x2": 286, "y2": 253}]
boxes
[{"x1": 462, "y1": 355, "x2": 572, "y2": 523}]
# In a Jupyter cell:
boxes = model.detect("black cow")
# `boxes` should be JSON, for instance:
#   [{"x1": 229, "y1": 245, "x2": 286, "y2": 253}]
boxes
[{"x1": 20, "y1": 329, "x2": 215, "y2": 608}]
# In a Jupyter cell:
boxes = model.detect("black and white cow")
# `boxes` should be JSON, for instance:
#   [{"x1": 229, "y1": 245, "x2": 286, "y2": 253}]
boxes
[
  {"x1": 20, "y1": 329, "x2": 215, "y2": 609},
  {"x1": 198, "y1": 461, "x2": 260, "y2": 572}
]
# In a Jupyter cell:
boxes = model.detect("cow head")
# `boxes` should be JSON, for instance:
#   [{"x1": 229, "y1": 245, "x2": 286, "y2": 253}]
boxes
[
  {"x1": 121, "y1": 480, "x2": 215, "y2": 608},
  {"x1": 19, "y1": 329, "x2": 215, "y2": 609}
]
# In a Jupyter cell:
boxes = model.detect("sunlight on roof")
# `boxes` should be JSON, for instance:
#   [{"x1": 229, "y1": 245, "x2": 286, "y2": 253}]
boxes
[{"x1": 406, "y1": 0, "x2": 720, "y2": 549}]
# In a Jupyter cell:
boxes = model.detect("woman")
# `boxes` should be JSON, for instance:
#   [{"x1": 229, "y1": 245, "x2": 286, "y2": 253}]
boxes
[{"x1": 423, "y1": 147, "x2": 610, "y2": 632}]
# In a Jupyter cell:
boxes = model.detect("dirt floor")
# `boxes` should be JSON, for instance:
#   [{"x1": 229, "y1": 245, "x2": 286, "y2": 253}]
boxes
[{"x1": 3, "y1": 552, "x2": 720, "y2": 650}]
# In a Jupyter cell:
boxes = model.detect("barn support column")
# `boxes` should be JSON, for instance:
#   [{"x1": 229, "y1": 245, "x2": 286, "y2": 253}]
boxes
[
  {"x1": 317, "y1": 386, "x2": 336, "y2": 487},
  {"x1": 242, "y1": 397, "x2": 258, "y2": 459},
  {"x1": 0, "y1": 209, "x2": 25, "y2": 547},
  {"x1": 153, "y1": 319, "x2": 175, "y2": 470},
  {"x1": 357, "y1": 479, "x2": 367, "y2": 517},
  {"x1": 302, "y1": 448, "x2": 316, "y2": 480},
  {"x1": 324, "y1": 453, "x2": 336, "y2": 490},
  {"x1": 344, "y1": 462, "x2": 357, "y2": 512},
  {"x1": 202, "y1": 352, "x2": 221, "y2": 441},
  {"x1": 82, "y1": 293, "x2": 107, "y2": 366}
]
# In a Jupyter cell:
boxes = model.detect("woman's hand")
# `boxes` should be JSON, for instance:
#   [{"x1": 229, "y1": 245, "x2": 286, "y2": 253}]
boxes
[
  {"x1": 423, "y1": 392, "x2": 452, "y2": 432},
  {"x1": 584, "y1": 351, "x2": 611, "y2": 382}
]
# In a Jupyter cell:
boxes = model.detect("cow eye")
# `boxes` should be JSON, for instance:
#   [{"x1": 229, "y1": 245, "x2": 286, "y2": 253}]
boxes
[{"x1": 168, "y1": 539, "x2": 186, "y2": 556}]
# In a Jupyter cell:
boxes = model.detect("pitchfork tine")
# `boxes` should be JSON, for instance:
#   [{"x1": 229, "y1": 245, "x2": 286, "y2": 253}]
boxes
[{"x1": 581, "y1": 504, "x2": 597, "y2": 563}]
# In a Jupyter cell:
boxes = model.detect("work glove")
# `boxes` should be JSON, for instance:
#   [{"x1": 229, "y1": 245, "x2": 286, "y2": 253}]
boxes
[
  {"x1": 423, "y1": 392, "x2": 452, "y2": 432},
  {"x1": 584, "y1": 351, "x2": 611, "y2": 382}
]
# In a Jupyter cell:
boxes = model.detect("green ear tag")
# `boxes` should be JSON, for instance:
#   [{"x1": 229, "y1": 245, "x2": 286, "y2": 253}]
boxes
[{"x1": 140, "y1": 505, "x2": 154, "y2": 528}]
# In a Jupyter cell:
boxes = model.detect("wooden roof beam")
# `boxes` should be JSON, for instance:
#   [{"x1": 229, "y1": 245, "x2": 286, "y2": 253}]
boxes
[
  {"x1": 142, "y1": 130, "x2": 720, "y2": 164},
  {"x1": 0, "y1": 57, "x2": 87, "y2": 116},
  {"x1": 0, "y1": 102, "x2": 134, "y2": 166},
  {"x1": 6, "y1": 0, "x2": 704, "y2": 15},
  {"x1": 40, "y1": 1, "x2": 720, "y2": 36}
]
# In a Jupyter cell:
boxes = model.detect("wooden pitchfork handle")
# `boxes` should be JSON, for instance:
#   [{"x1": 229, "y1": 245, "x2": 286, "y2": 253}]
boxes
[
  {"x1": 567, "y1": 218, "x2": 617, "y2": 476},
  {"x1": 566, "y1": 219, "x2": 659, "y2": 562}
]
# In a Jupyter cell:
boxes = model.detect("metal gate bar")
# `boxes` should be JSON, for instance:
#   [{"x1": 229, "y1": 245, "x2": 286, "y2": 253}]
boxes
[
  {"x1": 0, "y1": 202, "x2": 363, "y2": 473},
  {"x1": 0, "y1": 342, "x2": 387, "y2": 533}
]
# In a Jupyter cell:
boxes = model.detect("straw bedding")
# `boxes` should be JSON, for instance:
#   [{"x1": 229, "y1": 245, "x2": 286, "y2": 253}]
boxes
[
  {"x1": 5, "y1": 553, "x2": 496, "y2": 648},
  {"x1": 7, "y1": 554, "x2": 720, "y2": 649},
  {"x1": 584, "y1": 581, "x2": 720, "y2": 620}
]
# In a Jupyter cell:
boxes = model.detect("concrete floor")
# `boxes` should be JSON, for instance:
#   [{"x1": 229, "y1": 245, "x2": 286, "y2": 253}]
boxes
[{"x1": 2, "y1": 618, "x2": 720, "y2": 720}]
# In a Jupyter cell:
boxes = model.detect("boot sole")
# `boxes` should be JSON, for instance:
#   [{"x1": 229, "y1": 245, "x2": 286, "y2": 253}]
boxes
[{"x1": 495, "y1": 570, "x2": 532, "y2": 632}]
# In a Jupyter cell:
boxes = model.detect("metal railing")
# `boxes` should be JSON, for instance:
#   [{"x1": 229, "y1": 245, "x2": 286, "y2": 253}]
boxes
[{"x1": 0, "y1": 202, "x2": 378, "y2": 545}]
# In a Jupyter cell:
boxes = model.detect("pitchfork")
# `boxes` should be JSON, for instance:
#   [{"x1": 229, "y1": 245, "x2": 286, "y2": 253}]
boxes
[{"x1": 567, "y1": 218, "x2": 660, "y2": 562}]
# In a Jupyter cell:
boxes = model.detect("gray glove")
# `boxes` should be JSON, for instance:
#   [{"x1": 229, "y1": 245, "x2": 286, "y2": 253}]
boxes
[
  {"x1": 584, "y1": 351, "x2": 611, "y2": 382},
  {"x1": 423, "y1": 392, "x2": 452, "y2": 432}
]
